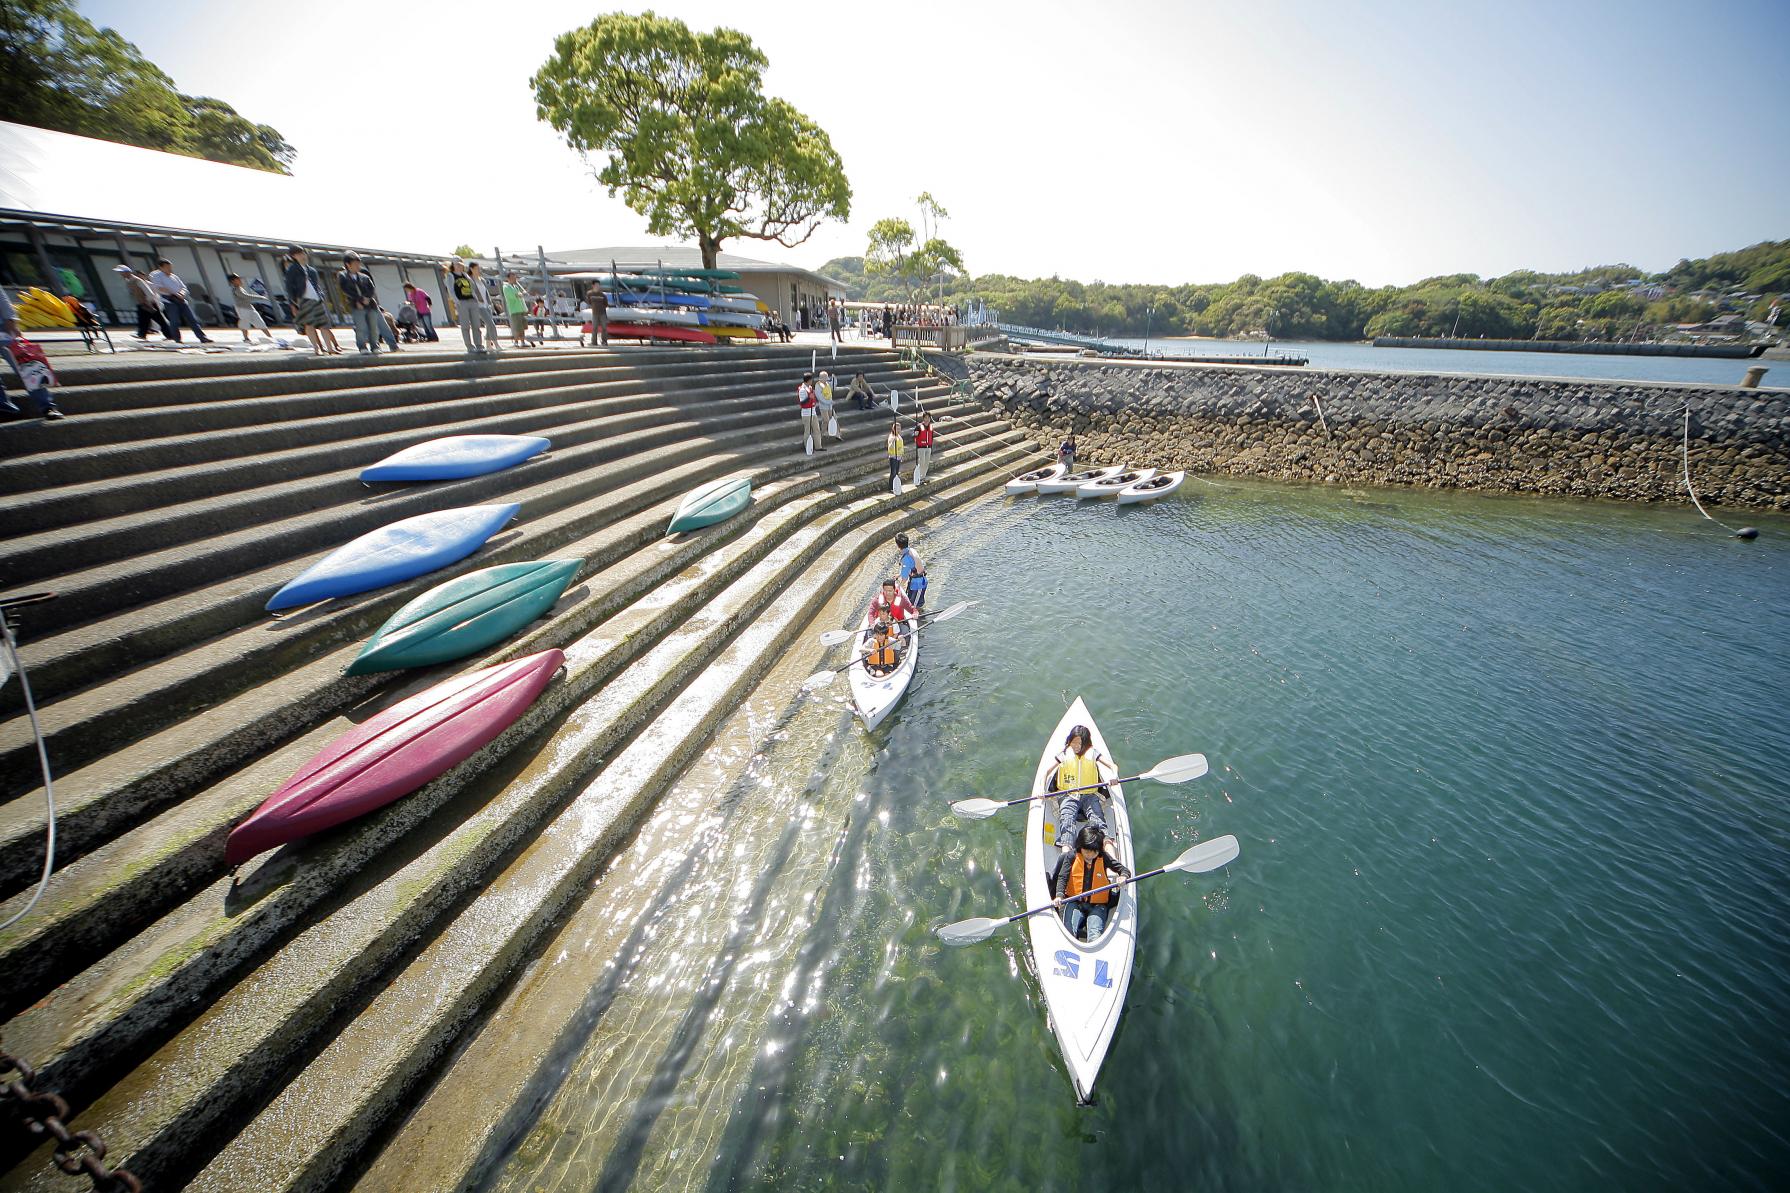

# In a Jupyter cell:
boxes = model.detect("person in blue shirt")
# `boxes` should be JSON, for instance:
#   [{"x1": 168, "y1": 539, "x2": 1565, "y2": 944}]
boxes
[{"x1": 894, "y1": 532, "x2": 927, "y2": 609}]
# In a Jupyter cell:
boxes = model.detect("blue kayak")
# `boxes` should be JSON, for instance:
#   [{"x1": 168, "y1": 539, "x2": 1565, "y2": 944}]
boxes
[
  {"x1": 346, "y1": 558, "x2": 582, "y2": 674},
  {"x1": 360, "y1": 435, "x2": 550, "y2": 483},
  {"x1": 667, "y1": 476, "x2": 751, "y2": 535},
  {"x1": 266, "y1": 504, "x2": 520, "y2": 612}
]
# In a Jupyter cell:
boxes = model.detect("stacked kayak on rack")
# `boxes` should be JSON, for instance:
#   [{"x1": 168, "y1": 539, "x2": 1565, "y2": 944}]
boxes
[{"x1": 574, "y1": 265, "x2": 771, "y2": 343}]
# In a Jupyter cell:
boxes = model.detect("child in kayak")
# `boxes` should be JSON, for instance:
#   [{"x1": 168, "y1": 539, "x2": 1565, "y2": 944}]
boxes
[
  {"x1": 1052, "y1": 824, "x2": 1131, "y2": 942},
  {"x1": 1049, "y1": 723, "x2": 1118, "y2": 851},
  {"x1": 863, "y1": 616, "x2": 901, "y2": 677}
]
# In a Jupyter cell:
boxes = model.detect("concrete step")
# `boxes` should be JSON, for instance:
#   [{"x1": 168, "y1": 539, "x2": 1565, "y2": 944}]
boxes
[
  {"x1": 0, "y1": 375, "x2": 955, "y2": 657},
  {"x1": 0, "y1": 396, "x2": 1003, "y2": 875},
  {"x1": 0, "y1": 349, "x2": 900, "y2": 489},
  {"x1": 0, "y1": 360, "x2": 924, "y2": 581},
  {"x1": 0, "y1": 380, "x2": 964, "y2": 749},
  {"x1": 0, "y1": 435, "x2": 1028, "y2": 1192},
  {"x1": 0, "y1": 437, "x2": 1038, "y2": 1189}
]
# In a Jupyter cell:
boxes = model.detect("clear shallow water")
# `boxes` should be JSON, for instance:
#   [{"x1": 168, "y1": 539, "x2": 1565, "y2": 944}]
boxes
[
  {"x1": 1105, "y1": 336, "x2": 1783, "y2": 388},
  {"x1": 487, "y1": 481, "x2": 1790, "y2": 1193}
]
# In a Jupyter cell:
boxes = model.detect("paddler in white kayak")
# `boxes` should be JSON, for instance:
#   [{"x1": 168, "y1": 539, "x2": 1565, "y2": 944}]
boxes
[
  {"x1": 862, "y1": 615, "x2": 903, "y2": 677},
  {"x1": 868, "y1": 578, "x2": 916, "y2": 635},
  {"x1": 1049, "y1": 723, "x2": 1122, "y2": 856},
  {"x1": 1051, "y1": 823, "x2": 1132, "y2": 941}
]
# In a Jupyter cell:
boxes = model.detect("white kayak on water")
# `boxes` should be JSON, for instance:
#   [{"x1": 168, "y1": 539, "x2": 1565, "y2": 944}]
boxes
[
  {"x1": 846, "y1": 601, "x2": 918, "y2": 731},
  {"x1": 1024, "y1": 696, "x2": 1135, "y2": 1104},
  {"x1": 1116, "y1": 470, "x2": 1186, "y2": 504},
  {"x1": 1005, "y1": 462, "x2": 1068, "y2": 494},
  {"x1": 1035, "y1": 465, "x2": 1126, "y2": 495},
  {"x1": 1076, "y1": 467, "x2": 1156, "y2": 499}
]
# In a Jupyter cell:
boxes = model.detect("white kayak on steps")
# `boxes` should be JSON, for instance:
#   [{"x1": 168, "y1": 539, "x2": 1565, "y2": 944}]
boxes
[
  {"x1": 1025, "y1": 696, "x2": 1135, "y2": 1104},
  {"x1": 1076, "y1": 467, "x2": 1157, "y2": 499},
  {"x1": 846, "y1": 602, "x2": 918, "y2": 731},
  {"x1": 1005, "y1": 462, "x2": 1068, "y2": 494}
]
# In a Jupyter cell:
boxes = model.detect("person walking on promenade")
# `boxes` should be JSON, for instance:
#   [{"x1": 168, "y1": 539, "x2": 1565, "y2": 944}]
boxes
[
  {"x1": 913, "y1": 410, "x2": 935, "y2": 484},
  {"x1": 797, "y1": 370, "x2": 823, "y2": 455},
  {"x1": 886, "y1": 419, "x2": 904, "y2": 492},
  {"x1": 404, "y1": 281, "x2": 439, "y2": 341},
  {"x1": 816, "y1": 369, "x2": 841, "y2": 441},
  {"x1": 284, "y1": 248, "x2": 342, "y2": 355},
  {"x1": 339, "y1": 252, "x2": 398, "y2": 355},
  {"x1": 114, "y1": 264, "x2": 173, "y2": 341},
  {"x1": 1, "y1": 284, "x2": 65, "y2": 420},
  {"x1": 828, "y1": 297, "x2": 843, "y2": 343},
  {"x1": 467, "y1": 262, "x2": 502, "y2": 354},
  {"x1": 502, "y1": 271, "x2": 530, "y2": 348},
  {"x1": 225, "y1": 273, "x2": 277, "y2": 344},
  {"x1": 586, "y1": 284, "x2": 609, "y2": 346},
  {"x1": 148, "y1": 257, "x2": 213, "y2": 343}
]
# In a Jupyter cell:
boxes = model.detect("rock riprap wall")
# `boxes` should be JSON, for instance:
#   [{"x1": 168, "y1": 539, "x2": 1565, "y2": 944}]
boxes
[{"x1": 966, "y1": 356, "x2": 1790, "y2": 509}]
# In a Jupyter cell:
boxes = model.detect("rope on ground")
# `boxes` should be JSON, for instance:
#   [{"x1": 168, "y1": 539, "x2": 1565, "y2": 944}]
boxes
[
  {"x1": 1680, "y1": 403, "x2": 1759, "y2": 539},
  {"x1": 0, "y1": 615, "x2": 55, "y2": 933}
]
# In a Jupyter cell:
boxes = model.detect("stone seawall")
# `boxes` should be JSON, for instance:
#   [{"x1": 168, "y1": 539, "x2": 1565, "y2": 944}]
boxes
[{"x1": 966, "y1": 355, "x2": 1790, "y2": 510}]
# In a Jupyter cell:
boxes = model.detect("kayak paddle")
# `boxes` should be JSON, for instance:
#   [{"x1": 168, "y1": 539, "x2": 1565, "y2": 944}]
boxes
[
  {"x1": 817, "y1": 599, "x2": 975, "y2": 647},
  {"x1": 935, "y1": 836, "x2": 1240, "y2": 947},
  {"x1": 949, "y1": 753, "x2": 1208, "y2": 820}
]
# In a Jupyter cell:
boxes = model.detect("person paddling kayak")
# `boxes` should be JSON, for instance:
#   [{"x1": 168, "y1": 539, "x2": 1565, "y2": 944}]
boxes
[
  {"x1": 1052, "y1": 823, "x2": 1131, "y2": 942},
  {"x1": 863, "y1": 616, "x2": 902, "y2": 677},
  {"x1": 869, "y1": 578, "x2": 916, "y2": 629},
  {"x1": 894, "y1": 532, "x2": 927, "y2": 609},
  {"x1": 1049, "y1": 722, "x2": 1119, "y2": 852}
]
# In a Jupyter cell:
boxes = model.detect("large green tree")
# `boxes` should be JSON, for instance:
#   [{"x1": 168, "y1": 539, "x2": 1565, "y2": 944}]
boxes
[
  {"x1": 532, "y1": 11, "x2": 850, "y2": 269},
  {"x1": 0, "y1": 0, "x2": 294, "y2": 172},
  {"x1": 865, "y1": 194, "x2": 966, "y2": 301}
]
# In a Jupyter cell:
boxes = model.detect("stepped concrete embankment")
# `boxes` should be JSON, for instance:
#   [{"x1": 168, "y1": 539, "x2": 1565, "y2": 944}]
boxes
[{"x1": 967, "y1": 354, "x2": 1790, "y2": 509}]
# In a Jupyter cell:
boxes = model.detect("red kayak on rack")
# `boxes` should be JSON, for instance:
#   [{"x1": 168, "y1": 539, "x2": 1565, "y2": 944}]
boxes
[
  {"x1": 603, "y1": 323, "x2": 718, "y2": 344},
  {"x1": 225, "y1": 649, "x2": 564, "y2": 866}
]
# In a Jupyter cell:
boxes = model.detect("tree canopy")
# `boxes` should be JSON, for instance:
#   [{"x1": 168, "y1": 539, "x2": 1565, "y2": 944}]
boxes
[
  {"x1": 532, "y1": 11, "x2": 850, "y2": 270},
  {"x1": 864, "y1": 195, "x2": 965, "y2": 300},
  {"x1": 823, "y1": 240, "x2": 1790, "y2": 343},
  {"x1": 0, "y1": 0, "x2": 294, "y2": 173}
]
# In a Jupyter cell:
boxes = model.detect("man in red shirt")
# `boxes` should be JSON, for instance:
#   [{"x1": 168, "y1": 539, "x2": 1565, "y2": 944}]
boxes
[{"x1": 867, "y1": 578, "x2": 916, "y2": 630}]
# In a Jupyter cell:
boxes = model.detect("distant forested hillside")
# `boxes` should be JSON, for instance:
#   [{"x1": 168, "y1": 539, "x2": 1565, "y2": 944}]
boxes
[{"x1": 821, "y1": 241, "x2": 1789, "y2": 342}]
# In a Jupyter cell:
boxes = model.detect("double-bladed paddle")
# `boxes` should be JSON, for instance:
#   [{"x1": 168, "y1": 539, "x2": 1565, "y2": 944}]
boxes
[
  {"x1": 816, "y1": 599, "x2": 976, "y2": 647},
  {"x1": 935, "y1": 835, "x2": 1241, "y2": 947},
  {"x1": 948, "y1": 753, "x2": 1209, "y2": 820},
  {"x1": 802, "y1": 602, "x2": 977, "y2": 690}
]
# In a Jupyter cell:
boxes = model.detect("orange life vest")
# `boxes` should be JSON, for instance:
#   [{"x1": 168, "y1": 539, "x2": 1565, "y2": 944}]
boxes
[
  {"x1": 866, "y1": 634, "x2": 898, "y2": 670},
  {"x1": 1065, "y1": 850, "x2": 1113, "y2": 904}
]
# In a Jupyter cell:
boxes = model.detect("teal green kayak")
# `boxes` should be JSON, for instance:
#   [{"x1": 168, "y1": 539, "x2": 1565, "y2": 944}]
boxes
[
  {"x1": 667, "y1": 476, "x2": 752, "y2": 535},
  {"x1": 345, "y1": 558, "x2": 582, "y2": 675}
]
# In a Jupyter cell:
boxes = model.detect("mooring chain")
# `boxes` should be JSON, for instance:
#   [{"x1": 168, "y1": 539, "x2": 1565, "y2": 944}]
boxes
[{"x1": 0, "y1": 1051, "x2": 142, "y2": 1193}]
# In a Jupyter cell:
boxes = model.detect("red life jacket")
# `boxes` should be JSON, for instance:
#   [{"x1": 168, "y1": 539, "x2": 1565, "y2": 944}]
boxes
[
  {"x1": 915, "y1": 424, "x2": 935, "y2": 448},
  {"x1": 798, "y1": 383, "x2": 817, "y2": 410}
]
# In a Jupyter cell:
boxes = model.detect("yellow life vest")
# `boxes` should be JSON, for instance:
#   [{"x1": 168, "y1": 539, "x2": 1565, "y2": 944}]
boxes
[
  {"x1": 1065, "y1": 851, "x2": 1113, "y2": 904},
  {"x1": 1056, "y1": 750, "x2": 1101, "y2": 795}
]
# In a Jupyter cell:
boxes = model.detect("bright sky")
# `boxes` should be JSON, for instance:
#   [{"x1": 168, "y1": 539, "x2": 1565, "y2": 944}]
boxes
[{"x1": 77, "y1": 0, "x2": 1790, "y2": 287}]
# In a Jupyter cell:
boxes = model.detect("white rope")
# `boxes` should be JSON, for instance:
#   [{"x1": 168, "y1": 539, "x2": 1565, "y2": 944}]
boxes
[
  {"x1": 1681, "y1": 402, "x2": 1741, "y2": 534},
  {"x1": 0, "y1": 617, "x2": 56, "y2": 932},
  {"x1": 1310, "y1": 393, "x2": 1331, "y2": 437}
]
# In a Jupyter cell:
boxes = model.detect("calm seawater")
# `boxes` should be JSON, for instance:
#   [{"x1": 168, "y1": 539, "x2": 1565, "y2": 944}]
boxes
[
  {"x1": 487, "y1": 480, "x2": 1790, "y2": 1193},
  {"x1": 1106, "y1": 336, "x2": 1782, "y2": 388}
]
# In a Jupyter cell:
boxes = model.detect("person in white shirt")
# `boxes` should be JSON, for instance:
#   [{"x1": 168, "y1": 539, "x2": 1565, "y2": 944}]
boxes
[{"x1": 147, "y1": 257, "x2": 213, "y2": 343}]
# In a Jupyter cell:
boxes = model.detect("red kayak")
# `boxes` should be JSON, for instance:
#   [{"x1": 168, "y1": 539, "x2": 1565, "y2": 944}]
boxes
[
  {"x1": 604, "y1": 323, "x2": 718, "y2": 344},
  {"x1": 226, "y1": 649, "x2": 564, "y2": 866}
]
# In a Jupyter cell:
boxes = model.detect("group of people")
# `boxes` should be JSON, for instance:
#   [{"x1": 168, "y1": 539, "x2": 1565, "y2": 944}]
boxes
[
  {"x1": 861, "y1": 304, "x2": 959, "y2": 339},
  {"x1": 1047, "y1": 724, "x2": 1133, "y2": 942},
  {"x1": 859, "y1": 536, "x2": 930, "y2": 677},
  {"x1": 794, "y1": 370, "x2": 937, "y2": 492}
]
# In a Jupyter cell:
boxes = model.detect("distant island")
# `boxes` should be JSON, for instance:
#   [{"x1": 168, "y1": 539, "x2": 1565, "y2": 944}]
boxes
[{"x1": 822, "y1": 240, "x2": 1789, "y2": 346}]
